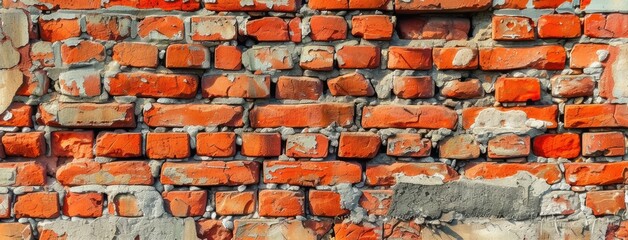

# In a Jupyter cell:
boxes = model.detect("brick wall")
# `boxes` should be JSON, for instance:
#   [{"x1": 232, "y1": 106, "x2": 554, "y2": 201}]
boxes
[{"x1": 0, "y1": 0, "x2": 627, "y2": 239}]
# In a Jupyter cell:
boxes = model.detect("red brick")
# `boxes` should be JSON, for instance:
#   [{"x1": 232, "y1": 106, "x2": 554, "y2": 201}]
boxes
[
  {"x1": 586, "y1": 190, "x2": 625, "y2": 216},
  {"x1": 56, "y1": 161, "x2": 154, "y2": 186},
  {"x1": 243, "y1": 46, "x2": 293, "y2": 71},
  {"x1": 63, "y1": 192, "x2": 103, "y2": 218},
  {"x1": 565, "y1": 162, "x2": 628, "y2": 186},
  {"x1": 190, "y1": 16, "x2": 237, "y2": 41},
  {"x1": 387, "y1": 47, "x2": 432, "y2": 70},
  {"x1": 439, "y1": 134, "x2": 481, "y2": 159},
  {"x1": 30, "y1": 42, "x2": 55, "y2": 67},
  {"x1": 309, "y1": 16, "x2": 347, "y2": 41},
  {"x1": 0, "y1": 105, "x2": 32, "y2": 128},
  {"x1": 0, "y1": 161, "x2": 46, "y2": 186},
  {"x1": 289, "y1": 17, "x2": 302, "y2": 42},
  {"x1": 259, "y1": 190, "x2": 304, "y2": 217},
  {"x1": 308, "y1": 0, "x2": 348, "y2": 10},
  {"x1": 537, "y1": 14, "x2": 581, "y2": 39},
  {"x1": 60, "y1": 40, "x2": 105, "y2": 65},
  {"x1": 0, "y1": 223, "x2": 31, "y2": 239},
  {"x1": 112, "y1": 42, "x2": 158, "y2": 68},
  {"x1": 162, "y1": 191, "x2": 207, "y2": 217},
  {"x1": 246, "y1": 17, "x2": 289, "y2": 42},
  {"x1": 479, "y1": 46, "x2": 566, "y2": 70},
  {"x1": 550, "y1": 75, "x2": 596, "y2": 98},
  {"x1": 249, "y1": 103, "x2": 354, "y2": 128},
  {"x1": 146, "y1": 132, "x2": 190, "y2": 159},
  {"x1": 350, "y1": 0, "x2": 391, "y2": 9},
  {"x1": 336, "y1": 45, "x2": 380, "y2": 69},
  {"x1": 386, "y1": 133, "x2": 431, "y2": 157},
  {"x1": 432, "y1": 47, "x2": 479, "y2": 70},
  {"x1": 582, "y1": 132, "x2": 625, "y2": 157},
  {"x1": 441, "y1": 79, "x2": 483, "y2": 99},
  {"x1": 533, "y1": 133, "x2": 581, "y2": 159},
  {"x1": 397, "y1": 17, "x2": 470, "y2": 40},
  {"x1": 201, "y1": 74, "x2": 270, "y2": 99},
  {"x1": 300, "y1": 46, "x2": 334, "y2": 71},
  {"x1": 564, "y1": 104, "x2": 628, "y2": 128},
  {"x1": 105, "y1": 0, "x2": 201, "y2": 11},
  {"x1": 338, "y1": 132, "x2": 381, "y2": 158},
  {"x1": 584, "y1": 13, "x2": 628, "y2": 38},
  {"x1": 569, "y1": 43, "x2": 610, "y2": 69},
  {"x1": 214, "y1": 45, "x2": 242, "y2": 70},
  {"x1": 215, "y1": 191, "x2": 255, "y2": 215},
  {"x1": 138, "y1": 16, "x2": 184, "y2": 40},
  {"x1": 58, "y1": 69, "x2": 101, "y2": 97},
  {"x1": 276, "y1": 76, "x2": 323, "y2": 100},
  {"x1": 495, "y1": 77, "x2": 541, "y2": 102},
  {"x1": 366, "y1": 162, "x2": 458, "y2": 186},
  {"x1": 395, "y1": 0, "x2": 490, "y2": 12},
  {"x1": 464, "y1": 162, "x2": 561, "y2": 184},
  {"x1": 107, "y1": 72, "x2": 199, "y2": 98},
  {"x1": 85, "y1": 15, "x2": 132, "y2": 41},
  {"x1": 461, "y1": 105, "x2": 559, "y2": 129},
  {"x1": 12, "y1": 0, "x2": 100, "y2": 9},
  {"x1": 51, "y1": 131, "x2": 94, "y2": 159},
  {"x1": 285, "y1": 133, "x2": 329, "y2": 158},
  {"x1": 392, "y1": 76, "x2": 434, "y2": 99},
  {"x1": 1, "y1": 132, "x2": 45, "y2": 158},
  {"x1": 487, "y1": 134, "x2": 531, "y2": 159},
  {"x1": 14, "y1": 192, "x2": 59, "y2": 219},
  {"x1": 232, "y1": 220, "x2": 332, "y2": 240},
  {"x1": 196, "y1": 132, "x2": 236, "y2": 157},
  {"x1": 360, "y1": 190, "x2": 393, "y2": 216},
  {"x1": 110, "y1": 194, "x2": 141, "y2": 217},
  {"x1": 144, "y1": 103, "x2": 244, "y2": 127},
  {"x1": 492, "y1": 15, "x2": 535, "y2": 41},
  {"x1": 263, "y1": 161, "x2": 361, "y2": 186},
  {"x1": 204, "y1": 0, "x2": 298, "y2": 12},
  {"x1": 160, "y1": 161, "x2": 259, "y2": 186},
  {"x1": 39, "y1": 17, "x2": 80, "y2": 42},
  {"x1": 328, "y1": 73, "x2": 375, "y2": 97},
  {"x1": 196, "y1": 219, "x2": 233, "y2": 240},
  {"x1": 308, "y1": 190, "x2": 348, "y2": 217},
  {"x1": 95, "y1": 132, "x2": 142, "y2": 158},
  {"x1": 334, "y1": 222, "x2": 381, "y2": 240},
  {"x1": 494, "y1": 0, "x2": 572, "y2": 9},
  {"x1": 166, "y1": 44, "x2": 210, "y2": 69},
  {"x1": 351, "y1": 15, "x2": 393, "y2": 40},
  {"x1": 241, "y1": 133, "x2": 282, "y2": 157},
  {"x1": 362, "y1": 105, "x2": 457, "y2": 129},
  {"x1": 383, "y1": 220, "x2": 422, "y2": 239}
]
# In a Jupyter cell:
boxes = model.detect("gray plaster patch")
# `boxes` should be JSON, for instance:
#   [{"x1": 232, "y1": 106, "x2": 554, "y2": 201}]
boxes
[
  {"x1": 389, "y1": 174, "x2": 550, "y2": 221},
  {"x1": 0, "y1": 168, "x2": 16, "y2": 186}
]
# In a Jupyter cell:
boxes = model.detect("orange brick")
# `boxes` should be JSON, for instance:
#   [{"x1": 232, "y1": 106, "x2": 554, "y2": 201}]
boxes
[
  {"x1": 564, "y1": 104, "x2": 628, "y2": 128},
  {"x1": 241, "y1": 133, "x2": 282, "y2": 157},
  {"x1": 201, "y1": 74, "x2": 270, "y2": 99},
  {"x1": 387, "y1": 47, "x2": 432, "y2": 70},
  {"x1": 441, "y1": 79, "x2": 483, "y2": 99},
  {"x1": 189, "y1": 16, "x2": 237, "y2": 41},
  {"x1": 196, "y1": 132, "x2": 236, "y2": 157},
  {"x1": 263, "y1": 161, "x2": 362, "y2": 186},
  {"x1": 165, "y1": 44, "x2": 210, "y2": 69},
  {"x1": 308, "y1": 190, "x2": 348, "y2": 217},
  {"x1": 285, "y1": 133, "x2": 329, "y2": 158},
  {"x1": 432, "y1": 47, "x2": 479, "y2": 70},
  {"x1": 85, "y1": 15, "x2": 132, "y2": 41},
  {"x1": 582, "y1": 132, "x2": 625, "y2": 157},
  {"x1": 334, "y1": 222, "x2": 381, "y2": 240},
  {"x1": 110, "y1": 194, "x2": 142, "y2": 217},
  {"x1": 14, "y1": 192, "x2": 59, "y2": 219},
  {"x1": 112, "y1": 42, "x2": 158, "y2": 68},
  {"x1": 249, "y1": 103, "x2": 354, "y2": 128},
  {"x1": 584, "y1": 13, "x2": 628, "y2": 38},
  {"x1": 492, "y1": 15, "x2": 535, "y2": 41},
  {"x1": 51, "y1": 131, "x2": 94, "y2": 159},
  {"x1": 360, "y1": 190, "x2": 393, "y2": 216},
  {"x1": 464, "y1": 162, "x2": 561, "y2": 184},
  {"x1": 336, "y1": 45, "x2": 380, "y2": 69},
  {"x1": 214, "y1": 45, "x2": 242, "y2": 70},
  {"x1": 215, "y1": 191, "x2": 256, "y2": 215},
  {"x1": 160, "y1": 161, "x2": 259, "y2": 186},
  {"x1": 479, "y1": 46, "x2": 566, "y2": 70},
  {"x1": 569, "y1": 43, "x2": 610, "y2": 69},
  {"x1": 395, "y1": 0, "x2": 490, "y2": 12},
  {"x1": 533, "y1": 133, "x2": 581, "y2": 159},
  {"x1": 327, "y1": 73, "x2": 375, "y2": 97},
  {"x1": 550, "y1": 75, "x2": 595, "y2": 98},
  {"x1": 397, "y1": 17, "x2": 470, "y2": 40},
  {"x1": 56, "y1": 161, "x2": 154, "y2": 186},
  {"x1": 0, "y1": 161, "x2": 46, "y2": 186},
  {"x1": 162, "y1": 191, "x2": 208, "y2": 217},
  {"x1": 58, "y1": 69, "x2": 102, "y2": 97},
  {"x1": 1, "y1": 132, "x2": 45, "y2": 158},
  {"x1": 138, "y1": 16, "x2": 184, "y2": 40},
  {"x1": 362, "y1": 105, "x2": 457, "y2": 129},
  {"x1": 276, "y1": 76, "x2": 323, "y2": 100},
  {"x1": 63, "y1": 192, "x2": 104, "y2": 218},
  {"x1": 461, "y1": 106, "x2": 559, "y2": 129},
  {"x1": 308, "y1": 0, "x2": 348, "y2": 10},
  {"x1": 386, "y1": 133, "x2": 431, "y2": 157},
  {"x1": 60, "y1": 40, "x2": 105, "y2": 65},
  {"x1": 107, "y1": 72, "x2": 199, "y2": 98},
  {"x1": 39, "y1": 17, "x2": 80, "y2": 41},
  {"x1": 366, "y1": 163, "x2": 458, "y2": 186},
  {"x1": 309, "y1": 16, "x2": 347, "y2": 41},
  {"x1": 439, "y1": 134, "x2": 481, "y2": 159},
  {"x1": 338, "y1": 132, "x2": 381, "y2": 158},
  {"x1": 351, "y1": 15, "x2": 393, "y2": 40},
  {"x1": 144, "y1": 103, "x2": 244, "y2": 127},
  {"x1": 392, "y1": 76, "x2": 434, "y2": 99},
  {"x1": 94, "y1": 132, "x2": 142, "y2": 158},
  {"x1": 586, "y1": 190, "x2": 625, "y2": 216},
  {"x1": 495, "y1": 77, "x2": 541, "y2": 102},
  {"x1": 258, "y1": 190, "x2": 304, "y2": 217},
  {"x1": 538, "y1": 14, "x2": 581, "y2": 39},
  {"x1": 204, "y1": 0, "x2": 298, "y2": 12},
  {"x1": 196, "y1": 220, "x2": 233, "y2": 240},
  {"x1": 487, "y1": 134, "x2": 530, "y2": 159},
  {"x1": 300, "y1": 46, "x2": 334, "y2": 71},
  {"x1": 565, "y1": 162, "x2": 628, "y2": 186},
  {"x1": 246, "y1": 17, "x2": 289, "y2": 42},
  {"x1": 146, "y1": 132, "x2": 190, "y2": 159}
]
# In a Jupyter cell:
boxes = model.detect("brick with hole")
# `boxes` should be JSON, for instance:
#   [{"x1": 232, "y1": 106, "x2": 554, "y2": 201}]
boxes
[
  {"x1": 146, "y1": 132, "x2": 190, "y2": 159},
  {"x1": 162, "y1": 191, "x2": 207, "y2": 217},
  {"x1": 241, "y1": 133, "x2": 282, "y2": 157},
  {"x1": 215, "y1": 191, "x2": 256, "y2": 215}
]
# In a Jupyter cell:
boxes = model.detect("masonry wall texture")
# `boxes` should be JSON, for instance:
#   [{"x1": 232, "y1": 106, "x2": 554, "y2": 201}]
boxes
[{"x1": 0, "y1": 0, "x2": 627, "y2": 239}]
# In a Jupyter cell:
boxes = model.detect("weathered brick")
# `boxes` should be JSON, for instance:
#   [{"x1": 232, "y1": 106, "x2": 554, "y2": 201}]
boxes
[
  {"x1": 487, "y1": 134, "x2": 531, "y2": 159},
  {"x1": 204, "y1": 0, "x2": 298, "y2": 12},
  {"x1": 107, "y1": 72, "x2": 199, "y2": 98},
  {"x1": 360, "y1": 190, "x2": 393, "y2": 216},
  {"x1": 479, "y1": 46, "x2": 566, "y2": 70},
  {"x1": 386, "y1": 133, "x2": 431, "y2": 157},
  {"x1": 0, "y1": 161, "x2": 46, "y2": 186},
  {"x1": 276, "y1": 76, "x2": 323, "y2": 100},
  {"x1": 233, "y1": 220, "x2": 331, "y2": 240},
  {"x1": 308, "y1": 190, "x2": 348, "y2": 217},
  {"x1": 146, "y1": 132, "x2": 190, "y2": 159},
  {"x1": 336, "y1": 45, "x2": 380, "y2": 69},
  {"x1": 397, "y1": 17, "x2": 470, "y2": 40},
  {"x1": 564, "y1": 104, "x2": 628, "y2": 128},
  {"x1": 56, "y1": 161, "x2": 154, "y2": 186},
  {"x1": 569, "y1": 43, "x2": 610, "y2": 69},
  {"x1": 241, "y1": 133, "x2": 282, "y2": 157},
  {"x1": 395, "y1": 0, "x2": 490, "y2": 12},
  {"x1": 162, "y1": 191, "x2": 207, "y2": 217},
  {"x1": 495, "y1": 77, "x2": 541, "y2": 102},
  {"x1": 58, "y1": 69, "x2": 102, "y2": 97},
  {"x1": 201, "y1": 74, "x2": 270, "y2": 99},
  {"x1": 464, "y1": 162, "x2": 561, "y2": 184},
  {"x1": 263, "y1": 161, "x2": 362, "y2": 186},
  {"x1": 432, "y1": 47, "x2": 479, "y2": 70},
  {"x1": 51, "y1": 131, "x2": 94, "y2": 159},
  {"x1": 362, "y1": 105, "x2": 458, "y2": 129},
  {"x1": 63, "y1": 192, "x2": 104, "y2": 218},
  {"x1": 441, "y1": 79, "x2": 483, "y2": 99},
  {"x1": 584, "y1": 13, "x2": 628, "y2": 38},
  {"x1": 39, "y1": 17, "x2": 81, "y2": 42},
  {"x1": 249, "y1": 103, "x2": 354, "y2": 128},
  {"x1": 138, "y1": 16, "x2": 184, "y2": 41},
  {"x1": 189, "y1": 16, "x2": 237, "y2": 41},
  {"x1": 246, "y1": 17, "x2": 289, "y2": 42},
  {"x1": 586, "y1": 190, "x2": 625, "y2": 216},
  {"x1": 565, "y1": 162, "x2": 628, "y2": 186},
  {"x1": 550, "y1": 75, "x2": 596, "y2": 98},
  {"x1": 351, "y1": 15, "x2": 393, "y2": 40},
  {"x1": 242, "y1": 46, "x2": 293, "y2": 71},
  {"x1": 85, "y1": 15, "x2": 132, "y2": 41},
  {"x1": 60, "y1": 40, "x2": 105, "y2": 65},
  {"x1": 14, "y1": 192, "x2": 59, "y2": 218},
  {"x1": 160, "y1": 161, "x2": 260, "y2": 186},
  {"x1": 461, "y1": 105, "x2": 559, "y2": 129},
  {"x1": 492, "y1": 15, "x2": 535, "y2": 41},
  {"x1": 327, "y1": 72, "x2": 375, "y2": 97},
  {"x1": 95, "y1": 132, "x2": 142, "y2": 158},
  {"x1": 215, "y1": 191, "x2": 255, "y2": 215},
  {"x1": 439, "y1": 134, "x2": 481, "y2": 159},
  {"x1": 258, "y1": 190, "x2": 304, "y2": 217},
  {"x1": 309, "y1": 16, "x2": 347, "y2": 41},
  {"x1": 1, "y1": 132, "x2": 45, "y2": 158},
  {"x1": 582, "y1": 132, "x2": 625, "y2": 157},
  {"x1": 365, "y1": 162, "x2": 458, "y2": 186},
  {"x1": 537, "y1": 14, "x2": 581, "y2": 39},
  {"x1": 285, "y1": 133, "x2": 329, "y2": 158},
  {"x1": 387, "y1": 47, "x2": 432, "y2": 70},
  {"x1": 334, "y1": 222, "x2": 382, "y2": 240},
  {"x1": 197, "y1": 220, "x2": 233, "y2": 240},
  {"x1": 338, "y1": 132, "x2": 381, "y2": 158},
  {"x1": 392, "y1": 76, "x2": 434, "y2": 99},
  {"x1": 144, "y1": 103, "x2": 244, "y2": 127},
  {"x1": 165, "y1": 44, "x2": 210, "y2": 69},
  {"x1": 112, "y1": 42, "x2": 159, "y2": 68},
  {"x1": 0, "y1": 223, "x2": 31, "y2": 239},
  {"x1": 214, "y1": 45, "x2": 242, "y2": 70},
  {"x1": 196, "y1": 132, "x2": 236, "y2": 157},
  {"x1": 300, "y1": 46, "x2": 334, "y2": 71}
]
